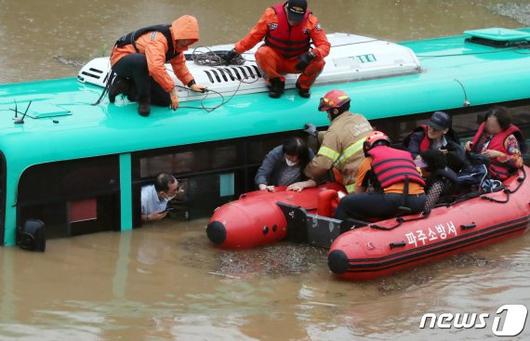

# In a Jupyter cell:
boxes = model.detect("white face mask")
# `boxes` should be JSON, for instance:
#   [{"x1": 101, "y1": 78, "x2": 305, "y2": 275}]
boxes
[
  {"x1": 285, "y1": 157, "x2": 299, "y2": 167},
  {"x1": 165, "y1": 195, "x2": 176, "y2": 202}
]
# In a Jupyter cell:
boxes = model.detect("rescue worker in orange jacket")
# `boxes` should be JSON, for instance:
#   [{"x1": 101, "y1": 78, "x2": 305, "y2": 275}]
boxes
[
  {"x1": 335, "y1": 131, "x2": 427, "y2": 221},
  {"x1": 109, "y1": 15, "x2": 206, "y2": 116},
  {"x1": 304, "y1": 90, "x2": 373, "y2": 193},
  {"x1": 224, "y1": 0, "x2": 331, "y2": 98}
]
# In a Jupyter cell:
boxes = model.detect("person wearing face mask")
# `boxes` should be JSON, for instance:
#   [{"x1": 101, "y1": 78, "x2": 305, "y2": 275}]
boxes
[
  {"x1": 255, "y1": 137, "x2": 316, "y2": 192},
  {"x1": 404, "y1": 111, "x2": 468, "y2": 172},
  {"x1": 224, "y1": 0, "x2": 330, "y2": 98},
  {"x1": 141, "y1": 173, "x2": 180, "y2": 223},
  {"x1": 304, "y1": 90, "x2": 373, "y2": 193},
  {"x1": 465, "y1": 106, "x2": 526, "y2": 180},
  {"x1": 109, "y1": 15, "x2": 206, "y2": 116}
]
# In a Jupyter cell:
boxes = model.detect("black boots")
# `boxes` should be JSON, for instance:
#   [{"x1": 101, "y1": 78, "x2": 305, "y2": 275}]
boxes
[
  {"x1": 138, "y1": 100, "x2": 151, "y2": 117},
  {"x1": 268, "y1": 78, "x2": 310, "y2": 98},
  {"x1": 296, "y1": 81, "x2": 311, "y2": 98},
  {"x1": 268, "y1": 78, "x2": 285, "y2": 98},
  {"x1": 108, "y1": 76, "x2": 131, "y2": 103}
]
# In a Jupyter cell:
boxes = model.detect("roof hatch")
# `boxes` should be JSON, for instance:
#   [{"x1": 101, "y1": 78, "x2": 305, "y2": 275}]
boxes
[{"x1": 464, "y1": 27, "x2": 530, "y2": 47}]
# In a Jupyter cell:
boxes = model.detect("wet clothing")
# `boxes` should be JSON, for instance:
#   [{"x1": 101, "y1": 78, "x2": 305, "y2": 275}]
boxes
[
  {"x1": 234, "y1": 2, "x2": 330, "y2": 89},
  {"x1": 335, "y1": 149, "x2": 426, "y2": 221},
  {"x1": 404, "y1": 125, "x2": 468, "y2": 172},
  {"x1": 141, "y1": 185, "x2": 169, "y2": 215},
  {"x1": 404, "y1": 125, "x2": 461, "y2": 158},
  {"x1": 355, "y1": 155, "x2": 425, "y2": 195},
  {"x1": 335, "y1": 192, "x2": 426, "y2": 221},
  {"x1": 470, "y1": 122, "x2": 525, "y2": 180},
  {"x1": 111, "y1": 54, "x2": 172, "y2": 106},
  {"x1": 255, "y1": 145, "x2": 314, "y2": 186},
  {"x1": 110, "y1": 15, "x2": 199, "y2": 102},
  {"x1": 304, "y1": 112, "x2": 373, "y2": 193},
  {"x1": 255, "y1": 46, "x2": 325, "y2": 89}
]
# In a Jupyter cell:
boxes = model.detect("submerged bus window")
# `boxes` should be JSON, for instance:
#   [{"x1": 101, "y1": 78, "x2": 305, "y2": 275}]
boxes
[{"x1": 18, "y1": 155, "x2": 121, "y2": 238}]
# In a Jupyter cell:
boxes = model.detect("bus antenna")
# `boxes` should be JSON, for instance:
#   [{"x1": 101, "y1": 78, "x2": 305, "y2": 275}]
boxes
[{"x1": 14, "y1": 101, "x2": 32, "y2": 125}]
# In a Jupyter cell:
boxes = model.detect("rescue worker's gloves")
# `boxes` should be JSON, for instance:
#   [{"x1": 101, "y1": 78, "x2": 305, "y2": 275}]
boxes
[
  {"x1": 296, "y1": 51, "x2": 316, "y2": 71},
  {"x1": 303, "y1": 123, "x2": 318, "y2": 137},
  {"x1": 224, "y1": 49, "x2": 240, "y2": 65}
]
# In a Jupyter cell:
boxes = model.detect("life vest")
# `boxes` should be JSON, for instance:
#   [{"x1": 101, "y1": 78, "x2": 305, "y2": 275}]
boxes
[
  {"x1": 471, "y1": 122, "x2": 523, "y2": 180},
  {"x1": 265, "y1": 2, "x2": 311, "y2": 58},
  {"x1": 368, "y1": 146, "x2": 425, "y2": 189},
  {"x1": 115, "y1": 24, "x2": 178, "y2": 62},
  {"x1": 418, "y1": 125, "x2": 432, "y2": 152}
]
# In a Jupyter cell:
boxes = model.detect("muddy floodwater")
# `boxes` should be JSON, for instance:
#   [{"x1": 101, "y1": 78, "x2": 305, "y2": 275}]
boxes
[{"x1": 1, "y1": 0, "x2": 530, "y2": 340}]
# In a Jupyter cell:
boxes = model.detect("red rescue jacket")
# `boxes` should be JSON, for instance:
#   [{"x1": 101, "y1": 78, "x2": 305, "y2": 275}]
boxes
[
  {"x1": 368, "y1": 146, "x2": 425, "y2": 189},
  {"x1": 264, "y1": 2, "x2": 311, "y2": 58},
  {"x1": 471, "y1": 122, "x2": 522, "y2": 180}
]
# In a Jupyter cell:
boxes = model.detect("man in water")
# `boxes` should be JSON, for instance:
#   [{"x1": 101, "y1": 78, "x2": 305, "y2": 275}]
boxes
[{"x1": 141, "y1": 173, "x2": 180, "y2": 223}]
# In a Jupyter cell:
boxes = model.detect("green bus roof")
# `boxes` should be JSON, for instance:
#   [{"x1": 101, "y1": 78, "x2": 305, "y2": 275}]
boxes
[{"x1": 2, "y1": 28, "x2": 530, "y2": 171}]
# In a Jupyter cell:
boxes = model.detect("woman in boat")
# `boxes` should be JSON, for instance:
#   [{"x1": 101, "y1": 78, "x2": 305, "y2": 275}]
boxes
[
  {"x1": 465, "y1": 106, "x2": 526, "y2": 181},
  {"x1": 335, "y1": 131, "x2": 426, "y2": 221},
  {"x1": 404, "y1": 111, "x2": 468, "y2": 172},
  {"x1": 255, "y1": 137, "x2": 316, "y2": 192}
]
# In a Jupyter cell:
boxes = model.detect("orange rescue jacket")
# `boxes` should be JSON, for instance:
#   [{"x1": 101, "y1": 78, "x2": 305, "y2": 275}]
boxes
[
  {"x1": 234, "y1": 4, "x2": 330, "y2": 60},
  {"x1": 110, "y1": 15, "x2": 199, "y2": 93}
]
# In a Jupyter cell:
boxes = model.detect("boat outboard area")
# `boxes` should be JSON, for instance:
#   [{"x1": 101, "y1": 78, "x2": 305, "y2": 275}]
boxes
[{"x1": 0, "y1": 28, "x2": 530, "y2": 246}]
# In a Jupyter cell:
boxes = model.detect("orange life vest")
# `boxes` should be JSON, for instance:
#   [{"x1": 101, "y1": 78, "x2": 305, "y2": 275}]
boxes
[
  {"x1": 368, "y1": 146, "x2": 425, "y2": 189},
  {"x1": 265, "y1": 2, "x2": 311, "y2": 58}
]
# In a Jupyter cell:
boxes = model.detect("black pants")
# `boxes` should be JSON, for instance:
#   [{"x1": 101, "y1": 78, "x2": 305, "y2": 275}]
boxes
[
  {"x1": 112, "y1": 53, "x2": 171, "y2": 106},
  {"x1": 335, "y1": 192, "x2": 426, "y2": 221}
]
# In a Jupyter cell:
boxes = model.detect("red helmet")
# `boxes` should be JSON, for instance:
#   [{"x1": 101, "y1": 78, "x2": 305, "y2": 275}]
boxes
[
  {"x1": 363, "y1": 131, "x2": 391, "y2": 154},
  {"x1": 318, "y1": 90, "x2": 350, "y2": 112}
]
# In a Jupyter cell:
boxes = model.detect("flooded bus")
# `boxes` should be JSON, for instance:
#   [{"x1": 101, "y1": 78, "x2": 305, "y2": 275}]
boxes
[{"x1": 0, "y1": 28, "x2": 529, "y2": 247}]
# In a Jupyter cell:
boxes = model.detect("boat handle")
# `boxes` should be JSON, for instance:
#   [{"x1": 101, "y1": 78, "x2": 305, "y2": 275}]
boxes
[
  {"x1": 389, "y1": 241, "x2": 406, "y2": 249},
  {"x1": 460, "y1": 223, "x2": 476, "y2": 230}
]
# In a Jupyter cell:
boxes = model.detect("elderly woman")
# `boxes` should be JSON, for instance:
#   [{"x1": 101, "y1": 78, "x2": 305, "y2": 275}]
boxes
[
  {"x1": 465, "y1": 106, "x2": 526, "y2": 180},
  {"x1": 255, "y1": 137, "x2": 316, "y2": 192}
]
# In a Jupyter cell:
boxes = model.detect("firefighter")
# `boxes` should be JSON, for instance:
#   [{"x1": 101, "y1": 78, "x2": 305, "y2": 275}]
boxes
[
  {"x1": 224, "y1": 0, "x2": 330, "y2": 98},
  {"x1": 109, "y1": 15, "x2": 206, "y2": 116},
  {"x1": 304, "y1": 90, "x2": 373, "y2": 193},
  {"x1": 335, "y1": 131, "x2": 426, "y2": 221}
]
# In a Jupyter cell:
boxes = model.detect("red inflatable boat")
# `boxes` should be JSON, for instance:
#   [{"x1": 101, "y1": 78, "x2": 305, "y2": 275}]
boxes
[
  {"x1": 207, "y1": 167, "x2": 529, "y2": 281},
  {"x1": 206, "y1": 183, "x2": 345, "y2": 249},
  {"x1": 328, "y1": 166, "x2": 530, "y2": 281}
]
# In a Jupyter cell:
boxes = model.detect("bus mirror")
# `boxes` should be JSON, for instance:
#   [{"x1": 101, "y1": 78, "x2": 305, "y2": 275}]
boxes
[{"x1": 16, "y1": 219, "x2": 46, "y2": 252}]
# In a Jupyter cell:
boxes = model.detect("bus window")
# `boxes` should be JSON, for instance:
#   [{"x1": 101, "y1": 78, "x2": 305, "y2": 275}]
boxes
[{"x1": 17, "y1": 155, "x2": 121, "y2": 238}]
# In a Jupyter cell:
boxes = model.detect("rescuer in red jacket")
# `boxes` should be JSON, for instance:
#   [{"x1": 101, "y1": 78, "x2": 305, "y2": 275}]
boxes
[{"x1": 225, "y1": 0, "x2": 331, "y2": 98}]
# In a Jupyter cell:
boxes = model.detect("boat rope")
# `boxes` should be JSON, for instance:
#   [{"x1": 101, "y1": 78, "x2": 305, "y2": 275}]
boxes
[
  {"x1": 481, "y1": 167, "x2": 527, "y2": 204},
  {"x1": 369, "y1": 211, "x2": 430, "y2": 231}
]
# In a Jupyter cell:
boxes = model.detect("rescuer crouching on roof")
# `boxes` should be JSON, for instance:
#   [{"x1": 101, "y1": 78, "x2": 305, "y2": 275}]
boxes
[
  {"x1": 109, "y1": 15, "x2": 206, "y2": 116},
  {"x1": 224, "y1": 0, "x2": 330, "y2": 98}
]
